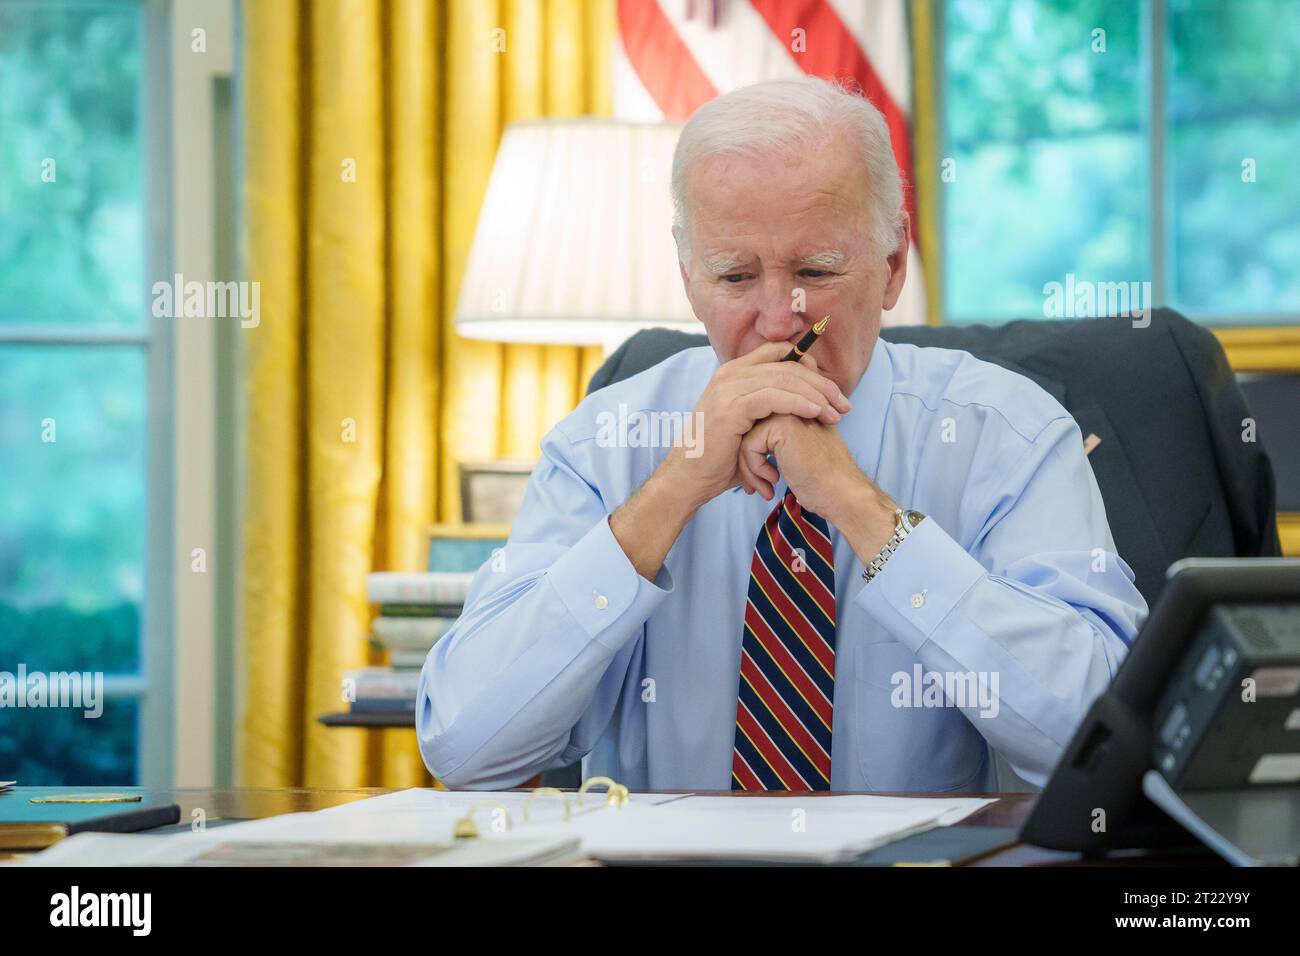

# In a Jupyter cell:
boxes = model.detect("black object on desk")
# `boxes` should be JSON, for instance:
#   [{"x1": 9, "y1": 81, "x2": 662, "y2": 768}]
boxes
[
  {"x1": 1021, "y1": 558, "x2": 1300, "y2": 863},
  {"x1": 0, "y1": 788, "x2": 181, "y2": 850}
]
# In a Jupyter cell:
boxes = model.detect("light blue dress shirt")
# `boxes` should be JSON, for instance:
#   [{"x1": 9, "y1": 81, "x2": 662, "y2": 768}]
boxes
[{"x1": 417, "y1": 339, "x2": 1149, "y2": 792}]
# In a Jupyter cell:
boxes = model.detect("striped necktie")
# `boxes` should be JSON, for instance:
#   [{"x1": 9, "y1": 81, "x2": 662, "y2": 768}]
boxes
[{"x1": 732, "y1": 489, "x2": 836, "y2": 791}]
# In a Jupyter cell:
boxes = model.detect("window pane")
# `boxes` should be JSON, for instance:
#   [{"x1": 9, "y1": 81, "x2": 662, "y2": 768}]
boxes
[
  {"x1": 0, "y1": 697, "x2": 137, "y2": 785},
  {"x1": 0, "y1": 0, "x2": 144, "y2": 327},
  {"x1": 0, "y1": 346, "x2": 145, "y2": 675},
  {"x1": 946, "y1": 0, "x2": 1142, "y2": 143},
  {"x1": 1168, "y1": 0, "x2": 1300, "y2": 318},
  {"x1": 943, "y1": 0, "x2": 1148, "y2": 322},
  {"x1": 945, "y1": 134, "x2": 1148, "y2": 320}
]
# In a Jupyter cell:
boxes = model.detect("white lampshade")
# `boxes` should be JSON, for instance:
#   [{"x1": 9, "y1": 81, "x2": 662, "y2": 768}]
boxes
[{"x1": 454, "y1": 119, "x2": 702, "y2": 350}]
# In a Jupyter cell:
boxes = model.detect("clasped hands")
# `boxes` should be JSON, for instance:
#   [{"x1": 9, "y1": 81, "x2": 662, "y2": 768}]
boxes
[{"x1": 663, "y1": 340, "x2": 901, "y2": 562}]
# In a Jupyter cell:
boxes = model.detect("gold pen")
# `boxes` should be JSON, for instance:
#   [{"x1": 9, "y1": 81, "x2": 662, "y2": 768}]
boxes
[{"x1": 782, "y1": 315, "x2": 830, "y2": 361}]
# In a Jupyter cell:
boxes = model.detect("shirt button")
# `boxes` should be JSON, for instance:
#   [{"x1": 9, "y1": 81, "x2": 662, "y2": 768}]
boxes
[
  {"x1": 594, "y1": 593, "x2": 609, "y2": 610},
  {"x1": 910, "y1": 592, "x2": 926, "y2": 609}
]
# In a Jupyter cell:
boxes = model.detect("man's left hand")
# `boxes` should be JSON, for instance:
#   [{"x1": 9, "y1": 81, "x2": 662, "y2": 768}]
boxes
[{"x1": 737, "y1": 414, "x2": 901, "y2": 563}]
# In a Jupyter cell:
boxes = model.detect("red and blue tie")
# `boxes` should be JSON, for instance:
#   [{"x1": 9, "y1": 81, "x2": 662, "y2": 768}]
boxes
[{"x1": 732, "y1": 489, "x2": 836, "y2": 791}]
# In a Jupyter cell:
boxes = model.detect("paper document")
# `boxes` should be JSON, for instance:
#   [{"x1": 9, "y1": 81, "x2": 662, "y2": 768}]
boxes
[
  {"x1": 312, "y1": 786, "x2": 686, "y2": 820},
  {"x1": 671, "y1": 794, "x2": 996, "y2": 827},
  {"x1": 20, "y1": 830, "x2": 581, "y2": 867},
  {"x1": 521, "y1": 803, "x2": 946, "y2": 863},
  {"x1": 19, "y1": 789, "x2": 997, "y2": 866}
]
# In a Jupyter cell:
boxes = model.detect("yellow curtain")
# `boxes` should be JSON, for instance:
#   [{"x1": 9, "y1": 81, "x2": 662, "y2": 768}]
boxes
[
  {"x1": 910, "y1": 0, "x2": 942, "y2": 325},
  {"x1": 238, "y1": 0, "x2": 615, "y2": 789}
]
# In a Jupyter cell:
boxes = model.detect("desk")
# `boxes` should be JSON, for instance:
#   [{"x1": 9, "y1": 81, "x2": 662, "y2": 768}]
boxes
[{"x1": 2, "y1": 787, "x2": 1224, "y2": 866}]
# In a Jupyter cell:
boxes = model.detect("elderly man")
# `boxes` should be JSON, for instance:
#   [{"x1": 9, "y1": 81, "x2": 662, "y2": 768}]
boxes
[{"x1": 417, "y1": 75, "x2": 1147, "y2": 793}]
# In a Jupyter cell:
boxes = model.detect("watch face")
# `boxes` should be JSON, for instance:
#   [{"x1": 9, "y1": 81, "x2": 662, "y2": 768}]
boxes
[{"x1": 903, "y1": 510, "x2": 925, "y2": 531}]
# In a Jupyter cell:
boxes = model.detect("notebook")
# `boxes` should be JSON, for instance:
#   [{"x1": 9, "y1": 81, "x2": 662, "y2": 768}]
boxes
[
  {"x1": 0, "y1": 789, "x2": 181, "y2": 850},
  {"x1": 308, "y1": 780, "x2": 996, "y2": 864}
]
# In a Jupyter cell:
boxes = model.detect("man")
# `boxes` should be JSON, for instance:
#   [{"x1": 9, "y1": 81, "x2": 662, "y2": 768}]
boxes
[{"x1": 418, "y1": 75, "x2": 1147, "y2": 793}]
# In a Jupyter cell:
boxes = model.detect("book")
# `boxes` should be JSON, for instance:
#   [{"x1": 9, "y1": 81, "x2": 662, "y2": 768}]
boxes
[
  {"x1": 367, "y1": 572, "x2": 474, "y2": 605},
  {"x1": 344, "y1": 667, "x2": 421, "y2": 697},
  {"x1": 0, "y1": 790, "x2": 180, "y2": 850},
  {"x1": 344, "y1": 667, "x2": 420, "y2": 714},
  {"x1": 377, "y1": 602, "x2": 464, "y2": 618},
  {"x1": 328, "y1": 527, "x2": 508, "y2": 729},
  {"x1": 426, "y1": 523, "x2": 509, "y2": 573},
  {"x1": 370, "y1": 615, "x2": 457, "y2": 649},
  {"x1": 366, "y1": 638, "x2": 435, "y2": 669},
  {"x1": 387, "y1": 649, "x2": 430, "y2": 670},
  {"x1": 349, "y1": 698, "x2": 418, "y2": 714}
]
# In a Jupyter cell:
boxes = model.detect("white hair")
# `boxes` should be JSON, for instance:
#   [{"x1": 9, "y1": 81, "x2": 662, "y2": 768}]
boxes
[{"x1": 670, "y1": 75, "x2": 905, "y2": 265}]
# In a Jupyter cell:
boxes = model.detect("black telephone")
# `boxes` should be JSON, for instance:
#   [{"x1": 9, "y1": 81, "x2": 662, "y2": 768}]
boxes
[{"x1": 1019, "y1": 558, "x2": 1300, "y2": 865}]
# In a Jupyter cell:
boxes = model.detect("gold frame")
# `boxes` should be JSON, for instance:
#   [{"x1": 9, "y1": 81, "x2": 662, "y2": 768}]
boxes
[
  {"x1": 1212, "y1": 326, "x2": 1300, "y2": 555},
  {"x1": 1278, "y1": 514, "x2": 1300, "y2": 557},
  {"x1": 1212, "y1": 327, "x2": 1300, "y2": 374}
]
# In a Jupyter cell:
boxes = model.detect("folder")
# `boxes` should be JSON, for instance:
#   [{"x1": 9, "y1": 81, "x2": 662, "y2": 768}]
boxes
[
  {"x1": 435, "y1": 778, "x2": 974, "y2": 864},
  {"x1": 0, "y1": 789, "x2": 181, "y2": 850}
]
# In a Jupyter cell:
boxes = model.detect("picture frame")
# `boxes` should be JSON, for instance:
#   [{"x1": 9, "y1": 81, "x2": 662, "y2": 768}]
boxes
[{"x1": 457, "y1": 459, "x2": 535, "y2": 525}]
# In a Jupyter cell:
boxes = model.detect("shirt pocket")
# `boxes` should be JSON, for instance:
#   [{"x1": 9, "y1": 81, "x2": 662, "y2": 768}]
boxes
[{"x1": 855, "y1": 642, "x2": 988, "y2": 792}]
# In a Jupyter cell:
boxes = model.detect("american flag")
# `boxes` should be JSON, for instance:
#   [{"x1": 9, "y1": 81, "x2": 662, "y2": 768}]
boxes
[{"x1": 614, "y1": 0, "x2": 926, "y2": 327}]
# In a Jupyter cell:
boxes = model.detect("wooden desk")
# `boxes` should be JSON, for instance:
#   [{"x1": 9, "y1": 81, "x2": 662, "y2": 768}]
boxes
[{"x1": 3, "y1": 786, "x2": 1222, "y2": 866}]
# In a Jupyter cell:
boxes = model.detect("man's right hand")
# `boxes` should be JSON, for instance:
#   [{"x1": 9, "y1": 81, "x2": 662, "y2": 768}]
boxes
[{"x1": 659, "y1": 340, "x2": 851, "y2": 511}]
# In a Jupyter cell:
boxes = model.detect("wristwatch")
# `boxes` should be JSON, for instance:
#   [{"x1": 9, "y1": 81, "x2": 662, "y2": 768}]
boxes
[{"x1": 861, "y1": 509, "x2": 926, "y2": 583}]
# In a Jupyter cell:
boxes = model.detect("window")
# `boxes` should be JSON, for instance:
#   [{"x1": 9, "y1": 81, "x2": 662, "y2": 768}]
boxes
[
  {"x1": 1166, "y1": 0, "x2": 1300, "y2": 316},
  {"x1": 0, "y1": 0, "x2": 170, "y2": 784},
  {"x1": 941, "y1": 0, "x2": 1300, "y2": 324}
]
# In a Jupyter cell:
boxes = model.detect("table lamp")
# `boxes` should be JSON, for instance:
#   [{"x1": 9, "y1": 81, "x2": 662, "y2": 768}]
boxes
[{"x1": 453, "y1": 118, "x2": 702, "y2": 354}]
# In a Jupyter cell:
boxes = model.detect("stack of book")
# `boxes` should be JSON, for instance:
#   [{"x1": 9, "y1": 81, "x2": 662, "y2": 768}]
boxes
[
  {"x1": 343, "y1": 571, "x2": 474, "y2": 717},
  {"x1": 332, "y1": 526, "x2": 509, "y2": 722}
]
